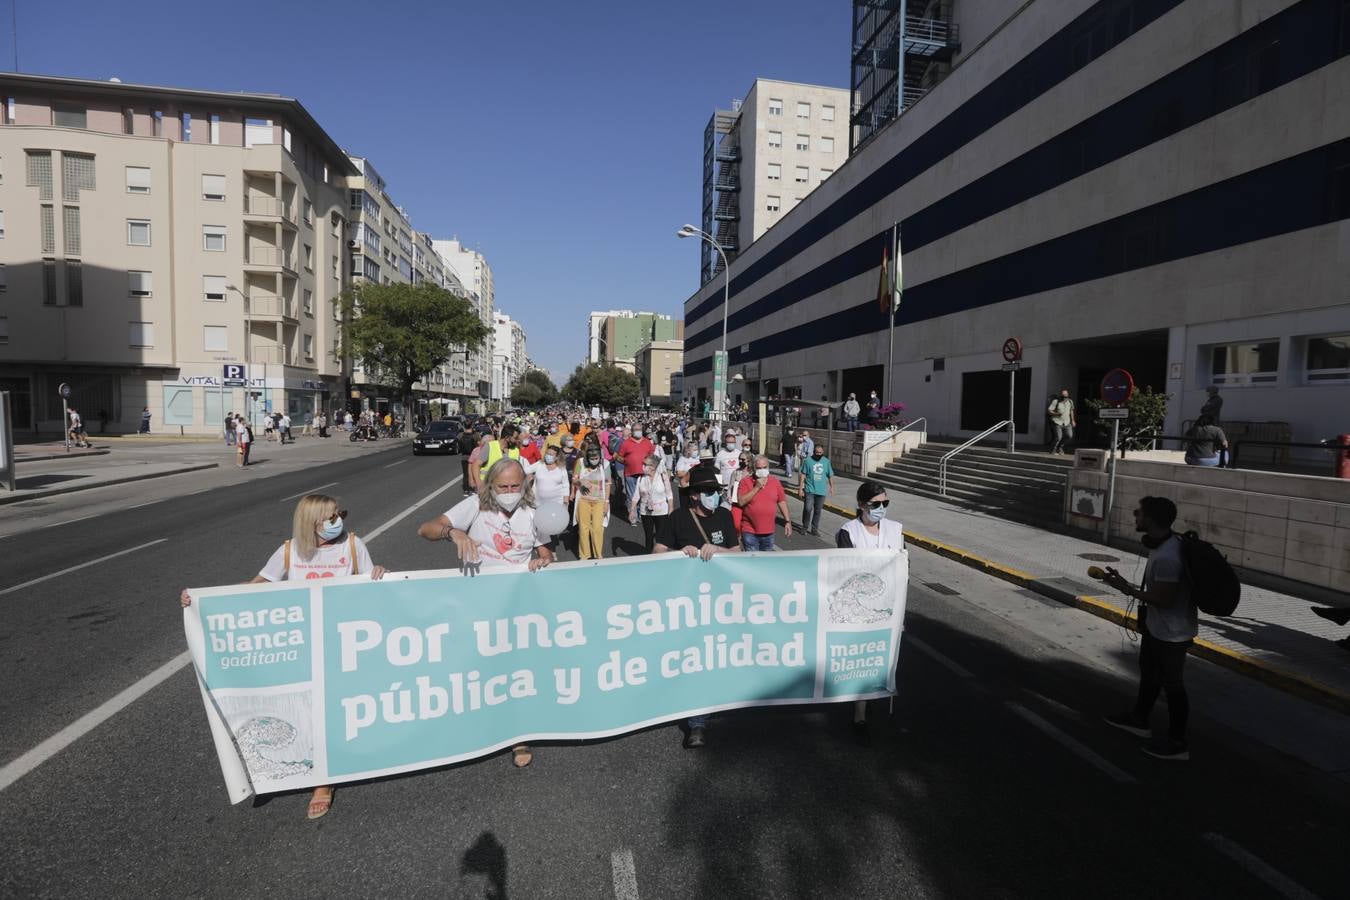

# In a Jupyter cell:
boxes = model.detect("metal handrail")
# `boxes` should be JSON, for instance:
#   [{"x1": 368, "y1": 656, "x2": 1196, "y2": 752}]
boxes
[
  {"x1": 862, "y1": 417, "x2": 927, "y2": 476},
  {"x1": 939, "y1": 421, "x2": 1011, "y2": 496}
]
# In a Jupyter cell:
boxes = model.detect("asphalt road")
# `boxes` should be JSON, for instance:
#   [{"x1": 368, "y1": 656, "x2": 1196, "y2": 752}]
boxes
[{"x1": 1, "y1": 445, "x2": 1347, "y2": 899}]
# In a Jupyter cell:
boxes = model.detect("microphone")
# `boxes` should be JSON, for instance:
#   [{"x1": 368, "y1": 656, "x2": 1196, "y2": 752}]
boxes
[{"x1": 1087, "y1": 566, "x2": 1107, "y2": 580}]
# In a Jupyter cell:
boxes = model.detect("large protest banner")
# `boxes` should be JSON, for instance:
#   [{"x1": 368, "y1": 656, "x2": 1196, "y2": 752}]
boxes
[{"x1": 183, "y1": 548, "x2": 907, "y2": 802}]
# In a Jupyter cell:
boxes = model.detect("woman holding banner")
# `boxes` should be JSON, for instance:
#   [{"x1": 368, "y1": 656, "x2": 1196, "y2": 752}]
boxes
[
  {"x1": 180, "y1": 493, "x2": 388, "y2": 820},
  {"x1": 417, "y1": 457, "x2": 555, "y2": 768},
  {"x1": 835, "y1": 480, "x2": 904, "y2": 745}
]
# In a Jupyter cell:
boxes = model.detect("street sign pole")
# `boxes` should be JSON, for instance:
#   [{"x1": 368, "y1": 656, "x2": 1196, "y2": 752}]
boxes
[
  {"x1": 1105, "y1": 417, "x2": 1120, "y2": 545},
  {"x1": 1098, "y1": 368, "x2": 1135, "y2": 546},
  {"x1": 1008, "y1": 367, "x2": 1016, "y2": 453},
  {"x1": 0, "y1": 391, "x2": 15, "y2": 492},
  {"x1": 58, "y1": 382, "x2": 72, "y2": 453}
]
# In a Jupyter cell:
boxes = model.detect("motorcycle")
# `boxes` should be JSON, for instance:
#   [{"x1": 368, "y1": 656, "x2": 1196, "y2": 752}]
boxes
[{"x1": 349, "y1": 424, "x2": 379, "y2": 442}]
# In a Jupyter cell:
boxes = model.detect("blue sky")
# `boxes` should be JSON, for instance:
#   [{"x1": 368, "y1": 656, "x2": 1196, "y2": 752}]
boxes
[{"x1": 13, "y1": 0, "x2": 850, "y2": 382}]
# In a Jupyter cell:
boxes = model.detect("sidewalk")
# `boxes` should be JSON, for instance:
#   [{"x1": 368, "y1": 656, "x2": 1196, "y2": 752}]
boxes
[{"x1": 777, "y1": 463, "x2": 1350, "y2": 715}]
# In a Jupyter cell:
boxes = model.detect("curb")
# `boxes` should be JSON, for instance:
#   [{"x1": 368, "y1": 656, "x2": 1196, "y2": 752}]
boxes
[
  {"x1": 0, "y1": 463, "x2": 219, "y2": 506},
  {"x1": 14, "y1": 449, "x2": 112, "y2": 465},
  {"x1": 786, "y1": 486, "x2": 1350, "y2": 717}
]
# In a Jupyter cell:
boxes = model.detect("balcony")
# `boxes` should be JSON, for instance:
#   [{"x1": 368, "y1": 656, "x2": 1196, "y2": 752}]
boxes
[
  {"x1": 245, "y1": 246, "x2": 297, "y2": 275},
  {"x1": 250, "y1": 345, "x2": 290, "y2": 365},
  {"x1": 248, "y1": 294, "x2": 298, "y2": 323},
  {"x1": 243, "y1": 197, "x2": 297, "y2": 229}
]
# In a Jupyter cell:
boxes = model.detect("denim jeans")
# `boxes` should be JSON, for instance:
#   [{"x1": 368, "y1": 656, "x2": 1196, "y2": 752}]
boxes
[
  {"x1": 742, "y1": 532, "x2": 775, "y2": 551},
  {"x1": 783, "y1": 455, "x2": 795, "y2": 478},
  {"x1": 1186, "y1": 454, "x2": 1221, "y2": 467},
  {"x1": 1051, "y1": 423, "x2": 1073, "y2": 452},
  {"x1": 847, "y1": 417, "x2": 858, "y2": 431},
  {"x1": 624, "y1": 474, "x2": 640, "y2": 504},
  {"x1": 801, "y1": 493, "x2": 825, "y2": 532}
]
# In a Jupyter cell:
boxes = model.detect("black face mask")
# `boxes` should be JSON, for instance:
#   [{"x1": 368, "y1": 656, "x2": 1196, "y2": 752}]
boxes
[{"x1": 813, "y1": 453, "x2": 824, "y2": 460}]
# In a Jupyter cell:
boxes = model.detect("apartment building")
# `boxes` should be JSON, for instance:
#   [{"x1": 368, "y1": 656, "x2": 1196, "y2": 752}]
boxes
[
  {"x1": 681, "y1": 0, "x2": 1350, "y2": 451},
  {"x1": 491, "y1": 312, "x2": 527, "y2": 401},
  {"x1": 635, "y1": 339, "x2": 683, "y2": 407},
  {"x1": 434, "y1": 237, "x2": 495, "y2": 399},
  {"x1": 700, "y1": 78, "x2": 851, "y2": 283},
  {"x1": 586, "y1": 310, "x2": 683, "y2": 372},
  {"x1": 0, "y1": 72, "x2": 357, "y2": 434}
]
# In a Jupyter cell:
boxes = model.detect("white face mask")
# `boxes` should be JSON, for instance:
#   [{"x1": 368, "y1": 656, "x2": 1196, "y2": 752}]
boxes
[
  {"x1": 495, "y1": 490, "x2": 522, "y2": 511},
  {"x1": 699, "y1": 492, "x2": 721, "y2": 511},
  {"x1": 755, "y1": 468, "x2": 770, "y2": 479},
  {"x1": 633, "y1": 429, "x2": 643, "y2": 438}
]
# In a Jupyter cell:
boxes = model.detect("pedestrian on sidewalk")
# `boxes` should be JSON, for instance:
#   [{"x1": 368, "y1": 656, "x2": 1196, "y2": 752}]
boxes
[
  {"x1": 798, "y1": 443, "x2": 834, "y2": 536},
  {"x1": 180, "y1": 493, "x2": 387, "y2": 819},
  {"x1": 139, "y1": 406, "x2": 152, "y2": 435},
  {"x1": 279, "y1": 412, "x2": 292, "y2": 444},
  {"x1": 224, "y1": 412, "x2": 236, "y2": 445},
  {"x1": 654, "y1": 466, "x2": 741, "y2": 749},
  {"x1": 866, "y1": 390, "x2": 881, "y2": 427},
  {"x1": 796, "y1": 429, "x2": 814, "y2": 474},
  {"x1": 1101, "y1": 496, "x2": 1198, "y2": 761},
  {"x1": 843, "y1": 393, "x2": 861, "y2": 432},
  {"x1": 1047, "y1": 388, "x2": 1076, "y2": 454},
  {"x1": 735, "y1": 455, "x2": 791, "y2": 551},
  {"x1": 236, "y1": 416, "x2": 252, "y2": 467},
  {"x1": 835, "y1": 480, "x2": 905, "y2": 743},
  {"x1": 1200, "y1": 385, "x2": 1223, "y2": 423},
  {"x1": 263, "y1": 413, "x2": 276, "y2": 442},
  {"x1": 780, "y1": 428, "x2": 798, "y2": 479}
]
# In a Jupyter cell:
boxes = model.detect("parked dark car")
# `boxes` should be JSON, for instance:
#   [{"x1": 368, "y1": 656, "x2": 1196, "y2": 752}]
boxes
[{"x1": 412, "y1": 419, "x2": 460, "y2": 455}]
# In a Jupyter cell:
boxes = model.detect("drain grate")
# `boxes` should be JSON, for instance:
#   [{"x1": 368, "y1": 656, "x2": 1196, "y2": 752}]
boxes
[
  {"x1": 1078, "y1": 552, "x2": 1120, "y2": 562},
  {"x1": 924, "y1": 581, "x2": 961, "y2": 596}
]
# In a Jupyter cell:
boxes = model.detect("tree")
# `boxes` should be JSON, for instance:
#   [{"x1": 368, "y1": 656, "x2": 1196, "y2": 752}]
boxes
[
  {"x1": 510, "y1": 381, "x2": 543, "y2": 407},
  {"x1": 562, "y1": 363, "x2": 641, "y2": 408},
  {"x1": 334, "y1": 282, "x2": 490, "y2": 411},
  {"x1": 520, "y1": 369, "x2": 559, "y2": 405},
  {"x1": 1084, "y1": 386, "x2": 1170, "y2": 451}
]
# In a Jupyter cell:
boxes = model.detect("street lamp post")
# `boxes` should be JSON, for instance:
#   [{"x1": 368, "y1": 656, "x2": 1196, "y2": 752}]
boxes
[{"x1": 677, "y1": 224, "x2": 730, "y2": 423}]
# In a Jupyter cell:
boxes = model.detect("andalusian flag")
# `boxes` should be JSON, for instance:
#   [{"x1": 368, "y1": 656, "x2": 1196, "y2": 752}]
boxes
[{"x1": 877, "y1": 224, "x2": 903, "y2": 315}]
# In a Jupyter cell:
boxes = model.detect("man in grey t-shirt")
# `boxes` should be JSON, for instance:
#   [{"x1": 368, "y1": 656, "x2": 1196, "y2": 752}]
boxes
[{"x1": 1101, "y1": 496, "x2": 1197, "y2": 761}]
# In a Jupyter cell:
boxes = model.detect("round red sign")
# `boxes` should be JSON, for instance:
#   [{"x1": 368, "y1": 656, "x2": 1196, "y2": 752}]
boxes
[
  {"x1": 1001, "y1": 338, "x2": 1023, "y2": 363},
  {"x1": 1101, "y1": 368, "x2": 1135, "y2": 405}
]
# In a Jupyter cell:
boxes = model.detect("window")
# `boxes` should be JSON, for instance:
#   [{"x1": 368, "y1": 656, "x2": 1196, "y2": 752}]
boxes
[
  {"x1": 820, "y1": 167, "x2": 834, "y2": 180},
  {"x1": 795, "y1": 134, "x2": 809, "y2": 151},
  {"x1": 41, "y1": 205, "x2": 55, "y2": 252},
  {"x1": 42, "y1": 259, "x2": 56, "y2": 305},
  {"x1": 66, "y1": 260, "x2": 82, "y2": 307},
  {"x1": 303, "y1": 334, "x2": 314, "y2": 359},
  {"x1": 766, "y1": 195, "x2": 781, "y2": 213},
  {"x1": 303, "y1": 288, "x2": 313, "y2": 314},
  {"x1": 181, "y1": 113, "x2": 191, "y2": 142},
  {"x1": 244, "y1": 117, "x2": 272, "y2": 147},
  {"x1": 62, "y1": 153, "x2": 95, "y2": 201},
  {"x1": 204, "y1": 325, "x2": 228, "y2": 351},
  {"x1": 768, "y1": 98, "x2": 783, "y2": 116},
  {"x1": 63, "y1": 206, "x2": 80, "y2": 255},
  {"x1": 123, "y1": 108, "x2": 135, "y2": 135},
  {"x1": 303, "y1": 244, "x2": 313, "y2": 270},
  {"x1": 303, "y1": 198, "x2": 313, "y2": 226},
  {"x1": 129, "y1": 322, "x2": 154, "y2": 348},
  {"x1": 125, "y1": 166, "x2": 151, "y2": 194},
  {"x1": 767, "y1": 162, "x2": 781, "y2": 181},
  {"x1": 201, "y1": 174, "x2": 225, "y2": 201},
  {"x1": 332, "y1": 256, "x2": 339, "y2": 279},
  {"x1": 821, "y1": 104, "x2": 835, "y2": 122},
  {"x1": 152, "y1": 111, "x2": 163, "y2": 137},
  {"x1": 26, "y1": 150, "x2": 52, "y2": 200},
  {"x1": 129, "y1": 270, "x2": 152, "y2": 297},
  {"x1": 209, "y1": 114, "x2": 220, "y2": 145},
  {"x1": 768, "y1": 131, "x2": 782, "y2": 149},
  {"x1": 127, "y1": 219, "x2": 151, "y2": 246},
  {"x1": 0, "y1": 317, "x2": 7, "y2": 343},
  {"x1": 52, "y1": 105, "x2": 87, "y2": 129},
  {"x1": 1306, "y1": 334, "x2": 1350, "y2": 382},
  {"x1": 1211, "y1": 341, "x2": 1279, "y2": 385},
  {"x1": 202, "y1": 225, "x2": 226, "y2": 252},
  {"x1": 362, "y1": 256, "x2": 380, "y2": 281},
  {"x1": 796, "y1": 102, "x2": 810, "y2": 119},
  {"x1": 794, "y1": 166, "x2": 809, "y2": 183},
  {"x1": 0, "y1": 264, "x2": 5, "y2": 291},
  {"x1": 820, "y1": 136, "x2": 835, "y2": 154},
  {"x1": 203, "y1": 275, "x2": 227, "y2": 301},
  {"x1": 2, "y1": 97, "x2": 11, "y2": 124},
  {"x1": 0, "y1": 209, "x2": 3, "y2": 238}
]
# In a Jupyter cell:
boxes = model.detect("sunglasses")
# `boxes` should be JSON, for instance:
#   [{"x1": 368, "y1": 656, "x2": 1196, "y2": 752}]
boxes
[
  {"x1": 326, "y1": 509, "x2": 349, "y2": 525},
  {"x1": 866, "y1": 500, "x2": 890, "y2": 510}
]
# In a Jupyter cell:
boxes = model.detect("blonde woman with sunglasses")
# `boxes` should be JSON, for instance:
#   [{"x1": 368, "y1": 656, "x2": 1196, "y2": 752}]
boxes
[{"x1": 181, "y1": 493, "x2": 387, "y2": 819}]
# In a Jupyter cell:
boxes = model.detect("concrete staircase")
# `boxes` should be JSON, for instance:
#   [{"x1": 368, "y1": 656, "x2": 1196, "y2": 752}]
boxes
[{"x1": 869, "y1": 442, "x2": 1072, "y2": 530}]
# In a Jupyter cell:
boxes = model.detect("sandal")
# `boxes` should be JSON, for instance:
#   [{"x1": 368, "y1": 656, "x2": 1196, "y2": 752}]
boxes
[
  {"x1": 511, "y1": 744, "x2": 533, "y2": 768},
  {"x1": 306, "y1": 786, "x2": 334, "y2": 820}
]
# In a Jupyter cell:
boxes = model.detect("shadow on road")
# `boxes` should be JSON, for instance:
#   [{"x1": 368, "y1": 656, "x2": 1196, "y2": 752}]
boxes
[{"x1": 460, "y1": 831, "x2": 508, "y2": 900}]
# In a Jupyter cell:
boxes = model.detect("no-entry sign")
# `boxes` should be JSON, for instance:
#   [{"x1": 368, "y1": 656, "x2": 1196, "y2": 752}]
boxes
[{"x1": 1101, "y1": 368, "x2": 1135, "y2": 405}]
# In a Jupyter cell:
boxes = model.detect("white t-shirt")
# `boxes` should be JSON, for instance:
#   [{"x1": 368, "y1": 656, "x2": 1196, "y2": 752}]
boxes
[
  {"x1": 280, "y1": 415, "x2": 291, "y2": 429},
  {"x1": 839, "y1": 517, "x2": 904, "y2": 551},
  {"x1": 258, "y1": 534, "x2": 373, "y2": 582},
  {"x1": 525, "y1": 460, "x2": 570, "y2": 507},
  {"x1": 69, "y1": 411, "x2": 83, "y2": 428},
  {"x1": 236, "y1": 421, "x2": 250, "y2": 444},
  {"x1": 675, "y1": 455, "x2": 699, "y2": 476},
  {"x1": 713, "y1": 449, "x2": 740, "y2": 485},
  {"x1": 1142, "y1": 535, "x2": 1197, "y2": 642},
  {"x1": 445, "y1": 495, "x2": 543, "y2": 569}
]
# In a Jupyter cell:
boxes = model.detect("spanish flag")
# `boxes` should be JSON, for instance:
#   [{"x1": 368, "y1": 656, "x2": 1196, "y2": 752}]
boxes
[{"x1": 876, "y1": 225, "x2": 902, "y2": 314}]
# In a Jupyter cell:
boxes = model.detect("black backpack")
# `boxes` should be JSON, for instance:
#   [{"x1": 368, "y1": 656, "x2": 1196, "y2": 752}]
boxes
[{"x1": 1178, "y1": 531, "x2": 1240, "y2": 616}]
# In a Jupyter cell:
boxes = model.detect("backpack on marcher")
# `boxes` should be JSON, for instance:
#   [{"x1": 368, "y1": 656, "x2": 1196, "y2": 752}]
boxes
[{"x1": 1178, "y1": 531, "x2": 1241, "y2": 616}]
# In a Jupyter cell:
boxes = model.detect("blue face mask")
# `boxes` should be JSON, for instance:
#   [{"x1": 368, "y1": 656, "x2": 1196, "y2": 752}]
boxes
[
  {"x1": 699, "y1": 491, "x2": 721, "y2": 511},
  {"x1": 319, "y1": 518, "x2": 344, "y2": 542},
  {"x1": 864, "y1": 506, "x2": 888, "y2": 524}
]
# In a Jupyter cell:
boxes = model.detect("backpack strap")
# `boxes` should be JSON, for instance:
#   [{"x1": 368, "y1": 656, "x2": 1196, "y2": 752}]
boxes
[{"x1": 348, "y1": 532, "x2": 360, "y2": 574}]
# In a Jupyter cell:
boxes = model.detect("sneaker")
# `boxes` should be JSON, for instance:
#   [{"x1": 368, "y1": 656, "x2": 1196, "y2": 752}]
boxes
[
  {"x1": 1103, "y1": 712, "x2": 1151, "y2": 738},
  {"x1": 1142, "y1": 738, "x2": 1189, "y2": 761},
  {"x1": 684, "y1": 726, "x2": 706, "y2": 749}
]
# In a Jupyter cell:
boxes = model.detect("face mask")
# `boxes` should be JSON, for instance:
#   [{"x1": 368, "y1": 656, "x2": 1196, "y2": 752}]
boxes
[
  {"x1": 725, "y1": 442, "x2": 736, "y2": 450},
  {"x1": 699, "y1": 492, "x2": 720, "y2": 511},
  {"x1": 319, "y1": 518, "x2": 344, "y2": 542},
  {"x1": 564, "y1": 441, "x2": 574, "y2": 449},
  {"x1": 495, "y1": 490, "x2": 522, "y2": 511},
  {"x1": 755, "y1": 468, "x2": 769, "y2": 479},
  {"x1": 550, "y1": 426, "x2": 558, "y2": 433},
  {"x1": 813, "y1": 453, "x2": 824, "y2": 460},
  {"x1": 633, "y1": 430, "x2": 643, "y2": 438},
  {"x1": 544, "y1": 453, "x2": 557, "y2": 464},
  {"x1": 864, "y1": 506, "x2": 888, "y2": 524},
  {"x1": 586, "y1": 455, "x2": 601, "y2": 467}
]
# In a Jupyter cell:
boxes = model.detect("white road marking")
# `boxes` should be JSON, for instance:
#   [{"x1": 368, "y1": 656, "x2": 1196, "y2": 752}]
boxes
[
  {"x1": 279, "y1": 481, "x2": 339, "y2": 502},
  {"x1": 364, "y1": 475, "x2": 462, "y2": 543},
  {"x1": 1202, "y1": 833, "x2": 1324, "y2": 900},
  {"x1": 1006, "y1": 702, "x2": 1138, "y2": 784},
  {"x1": 384, "y1": 459, "x2": 408, "y2": 469},
  {"x1": 127, "y1": 500, "x2": 160, "y2": 510},
  {"x1": 904, "y1": 635, "x2": 975, "y2": 679},
  {"x1": 0, "y1": 650, "x2": 191, "y2": 793},
  {"x1": 0, "y1": 538, "x2": 169, "y2": 598},
  {"x1": 611, "y1": 848, "x2": 640, "y2": 900},
  {"x1": 0, "y1": 475, "x2": 462, "y2": 792}
]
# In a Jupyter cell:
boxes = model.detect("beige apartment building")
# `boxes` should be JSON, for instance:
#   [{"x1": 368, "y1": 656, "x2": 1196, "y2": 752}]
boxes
[
  {"x1": 635, "y1": 339, "x2": 683, "y2": 407},
  {"x1": 0, "y1": 72, "x2": 356, "y2": 434},
  {"x1": 700, "y1": 78, "x2": 851, "y2": 283},
  {"x1": 434, "y1": 237, "x2": 495, "y2": 401}
]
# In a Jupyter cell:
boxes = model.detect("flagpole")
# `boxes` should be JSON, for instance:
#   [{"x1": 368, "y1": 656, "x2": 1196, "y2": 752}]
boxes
[{"x1": 886, "y1": 223, "x2": 897, "y2": 408}]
